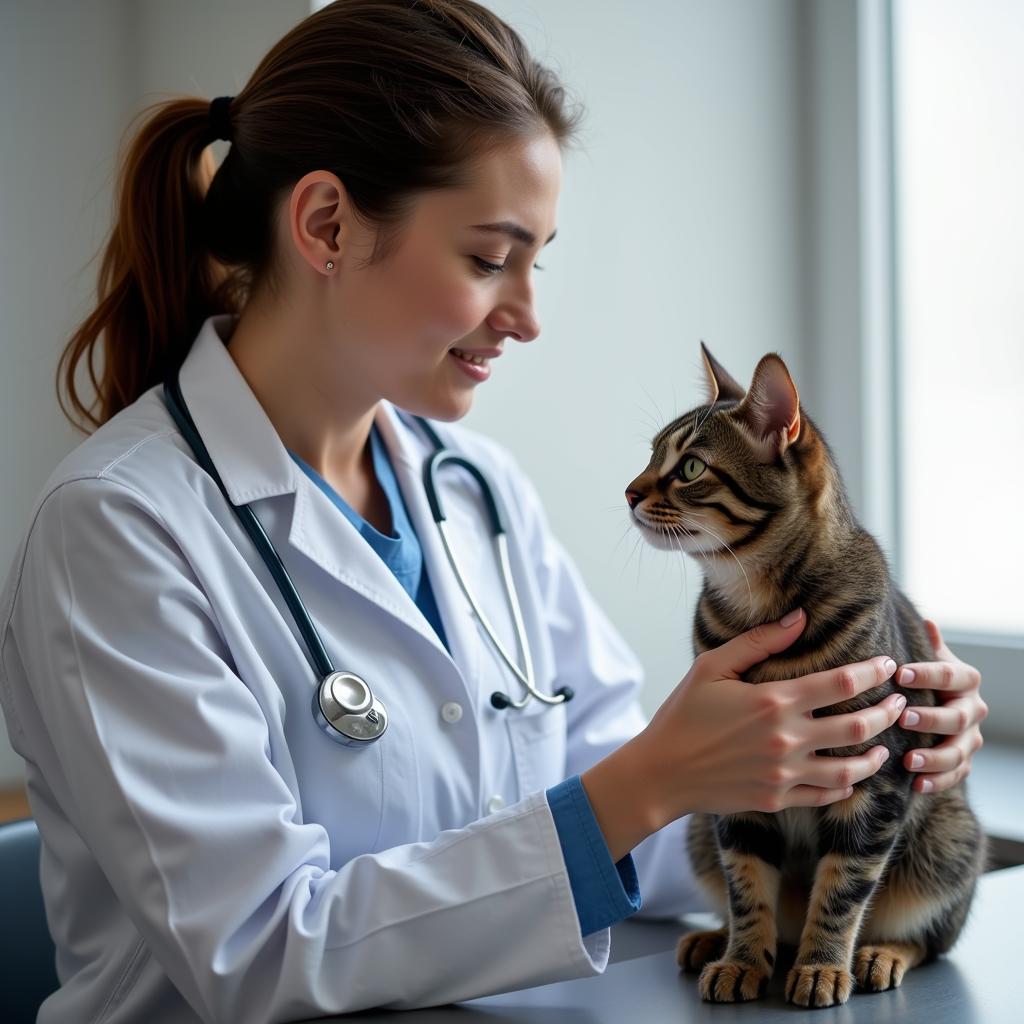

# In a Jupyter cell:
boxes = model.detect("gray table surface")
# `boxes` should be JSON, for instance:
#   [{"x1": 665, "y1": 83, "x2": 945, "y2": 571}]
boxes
[{"x1": 301, "y1": 863, "x2": 1023, "y2": 1023}]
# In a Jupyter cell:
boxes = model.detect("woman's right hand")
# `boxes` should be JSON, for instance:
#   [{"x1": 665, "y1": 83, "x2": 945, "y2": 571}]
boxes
[{"x1": 581, "y1": 609, "x2": 907, "y2": 862}]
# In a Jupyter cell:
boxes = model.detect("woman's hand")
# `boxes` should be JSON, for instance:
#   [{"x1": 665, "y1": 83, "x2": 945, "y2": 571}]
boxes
[
  {"x1": 895, "y1": 619, "x2": 988, "y2": 794},
  {"x1": 581, "y1": 609, "x2": 906, "y2": 861}
]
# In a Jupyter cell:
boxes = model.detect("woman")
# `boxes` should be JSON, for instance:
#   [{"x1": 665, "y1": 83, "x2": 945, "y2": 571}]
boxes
[{"x1": 0, "y1": 2, "x2": 986, "y2": 1022}]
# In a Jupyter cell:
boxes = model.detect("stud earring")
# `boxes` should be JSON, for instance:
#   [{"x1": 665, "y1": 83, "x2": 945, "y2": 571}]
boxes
[{"x1": 325, "y1": 261, "x2": 334, "y2": 270}]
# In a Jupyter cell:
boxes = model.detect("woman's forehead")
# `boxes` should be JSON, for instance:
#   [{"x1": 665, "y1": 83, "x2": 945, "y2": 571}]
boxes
[{"x1": 419, "y1": 135, "x2": 562, "y2": 240}]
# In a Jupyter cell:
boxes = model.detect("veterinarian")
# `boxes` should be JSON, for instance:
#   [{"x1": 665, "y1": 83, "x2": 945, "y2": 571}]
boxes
[{"x1": 0, "y1": 3, "x2": 987, "y2": 1022}]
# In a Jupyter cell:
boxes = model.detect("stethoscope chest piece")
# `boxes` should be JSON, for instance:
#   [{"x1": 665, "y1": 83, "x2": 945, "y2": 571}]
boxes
[{"x1": 313, "y1": 671, "x2": 388, "y2": 745}]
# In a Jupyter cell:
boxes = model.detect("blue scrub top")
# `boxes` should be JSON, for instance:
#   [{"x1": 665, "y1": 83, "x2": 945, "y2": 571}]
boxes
[{"x1": 287, "y1": 425, "x2": 449, "y2": 652}]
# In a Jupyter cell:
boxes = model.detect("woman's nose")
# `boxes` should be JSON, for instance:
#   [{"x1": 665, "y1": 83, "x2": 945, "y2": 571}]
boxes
[
  {"x1": 487, "y1": 288, "x2": 541, "y2": 342},
  {"x1": 490, "y1": 311, "x2": 541, "y2": 344}
]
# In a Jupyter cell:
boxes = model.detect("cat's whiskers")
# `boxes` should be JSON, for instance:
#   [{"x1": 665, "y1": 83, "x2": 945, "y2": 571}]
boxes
[
  {"x1": 617, "y1": 528, "x2": 645, "y2": 579},
  {"x1": 638, "y1": 383, "x2": 668, "y2": 436},
  {"x1": 671, "y1": 520, "x2": 712, "y2": 606},
  {"x1": 658, "y1": 523, "x2": 692, "y2": 610},
  {"x1": 676, "y1": 511, "x2": 755, "y2": 620},
  {"x1": 682, "y1": 393, "x2": 718, "y2": 448},
  {"x1": 609, "y1": 517, "x2": 640, "y2": 564}
]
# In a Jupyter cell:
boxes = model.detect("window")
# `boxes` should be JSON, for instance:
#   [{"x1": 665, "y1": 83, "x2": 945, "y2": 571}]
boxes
[{"x1": 893, "y1": 0, "x2": 1024, "y2": 637}]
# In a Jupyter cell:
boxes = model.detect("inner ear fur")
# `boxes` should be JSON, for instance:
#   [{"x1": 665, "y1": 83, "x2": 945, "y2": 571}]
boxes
[
  {"x1": 736, "y1": 353, "x2": 802, "y2": 456},
  {"x1": 700, "y1": 342, "x2": 746, "y2": 404}
]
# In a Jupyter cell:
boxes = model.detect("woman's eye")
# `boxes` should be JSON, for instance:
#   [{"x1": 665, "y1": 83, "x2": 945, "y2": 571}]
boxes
[
  {"x1": 679, "y1": 456, "x2": 706, "y2": 482},
  {"x1": 472, "y1": 257, "x2": 545, "y2": 275}
]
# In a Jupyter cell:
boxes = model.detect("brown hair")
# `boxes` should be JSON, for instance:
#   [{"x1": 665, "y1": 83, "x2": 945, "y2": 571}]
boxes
[{"x1": 58, "y1": 0, "x2": 585, "y2": 433}]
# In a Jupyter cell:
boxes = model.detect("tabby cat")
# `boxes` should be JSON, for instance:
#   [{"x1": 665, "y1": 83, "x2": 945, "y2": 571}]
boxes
[{"x1": 625, "y1": 344, "x2": 986, "y2": 1008}]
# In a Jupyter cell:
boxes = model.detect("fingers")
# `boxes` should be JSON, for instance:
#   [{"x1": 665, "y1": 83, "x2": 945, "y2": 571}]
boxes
[
  {"x1": 904, "y1": 729, "x2": 983, "y2": 794},
  {"x1": 806, "y1": 693, "x2": 907, "y2": 750},
  {"x1": 909, "y1": 757, "x2": 973, "y2": 795},
  {"x1": 787, "y1": 656, "x2": 898, "y2": 714},
  {"x1": 898, "y1": 696, "x2": 981, "y2": 736},
  {"x1": 922, "y1": 618, "x2": 948, "y2": 657},
  {"x1": 800, "y1": 745, "x2": 891, "y2": 791},
  {"x1": 895, "y1": 660, "x2": 980, "y2": 694},
  {"x1": 785, "y1": 784, "x2": 856, "y2": 809},
  {"x1": 706, "y1": 608, "x2": 807, "y2": 678},
  {"x1": 904, "y1": 741, "x2": 965, "y2": 776}
]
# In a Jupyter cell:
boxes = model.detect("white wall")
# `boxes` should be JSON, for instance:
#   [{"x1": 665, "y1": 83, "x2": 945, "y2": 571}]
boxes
[
  {"x1": 0, "y1": 0, "x2": 134, "y2": 780},
  {"x1": 0, "y1": 0, "x2": 811, "y2": 784}
]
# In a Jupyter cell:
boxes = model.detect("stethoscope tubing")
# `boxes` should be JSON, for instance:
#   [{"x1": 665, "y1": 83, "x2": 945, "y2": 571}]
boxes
[{"x1": 163, "y1": 371, "x2": 335, "y2": 681}]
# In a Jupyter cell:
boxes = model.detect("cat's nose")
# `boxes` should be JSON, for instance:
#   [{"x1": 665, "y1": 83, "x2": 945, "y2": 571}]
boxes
[{"x1": 625, "y1": 488, "x2": 644, "y2": 510}]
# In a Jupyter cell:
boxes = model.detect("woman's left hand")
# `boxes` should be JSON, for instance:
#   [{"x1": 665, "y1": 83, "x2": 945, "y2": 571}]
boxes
[{"x1": 896, "y1": 619, "x2": 988, "y2": 793}]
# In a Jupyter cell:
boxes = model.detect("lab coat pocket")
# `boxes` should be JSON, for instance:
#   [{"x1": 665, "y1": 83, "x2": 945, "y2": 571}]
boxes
[{"x1": 506, "y1": 701, "x2": 568, "y2": 801}]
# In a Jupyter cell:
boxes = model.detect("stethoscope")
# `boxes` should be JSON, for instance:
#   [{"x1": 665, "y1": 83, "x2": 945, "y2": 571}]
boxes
[{"x1": 162, "y1": 369, "x2": 573, "y2": 746}]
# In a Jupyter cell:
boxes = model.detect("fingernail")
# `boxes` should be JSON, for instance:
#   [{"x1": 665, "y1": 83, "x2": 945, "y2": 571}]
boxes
[
  {"x1": 900, "y1": 668, "x2": 916, "y2": 685},
  {"x1": 884, "y1": 658, "x2": 897, "y2": 675},
  {"x1": 911, "y1": 753, "x2": 924, "y2": 769},
  {"x1": 894, "y1": 695, "x2": 907, "y2": 711},
  {"x1": 904, "y1": 710, "x2": 920, "y2": 727},
  {"x1": 920, "y1": 779, "x2": 933, "y2": 793},
  {"x1": 879, "y1": 747, "x2": 890, "y2": 762},
  {"x1": 780, "y1": 609, "x2": 803, "y2": 627}
]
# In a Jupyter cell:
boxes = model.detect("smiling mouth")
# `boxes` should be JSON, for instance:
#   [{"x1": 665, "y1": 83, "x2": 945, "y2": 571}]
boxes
[{"x1": 450, "y1": 347, "x2": 490, "y2": 366}]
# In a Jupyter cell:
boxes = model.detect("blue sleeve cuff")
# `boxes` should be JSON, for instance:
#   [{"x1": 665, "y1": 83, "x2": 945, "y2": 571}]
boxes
[{"x1": 545, "y1": 774, "x2": 642, "y2": 937}]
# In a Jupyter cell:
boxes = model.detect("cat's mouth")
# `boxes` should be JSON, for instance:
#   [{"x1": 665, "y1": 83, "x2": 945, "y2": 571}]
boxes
[{"x1": 633, "y1": 515, "x2": 713, "y2": 554}]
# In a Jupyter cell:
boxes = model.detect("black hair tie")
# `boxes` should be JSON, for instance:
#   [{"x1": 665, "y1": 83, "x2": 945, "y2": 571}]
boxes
[{"x1": 208, "y1": 95, "x2": 234, "y2": 142}]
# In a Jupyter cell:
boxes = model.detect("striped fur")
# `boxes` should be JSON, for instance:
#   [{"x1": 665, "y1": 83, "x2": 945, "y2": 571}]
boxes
[{"x1": 627, "y1": 346, "x2": 986, "y2": 1007}]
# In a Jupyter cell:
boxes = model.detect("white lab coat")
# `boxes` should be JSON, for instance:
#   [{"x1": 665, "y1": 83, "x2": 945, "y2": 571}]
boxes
[{"x1": 0, "y1": 314, "x2": 706, "y2": 1024}]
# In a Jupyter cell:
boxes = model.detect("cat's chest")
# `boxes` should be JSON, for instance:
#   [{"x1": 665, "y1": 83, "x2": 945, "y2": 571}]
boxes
[{"x1": 773, "y1": 807, "x2": 820, "y2": 862}]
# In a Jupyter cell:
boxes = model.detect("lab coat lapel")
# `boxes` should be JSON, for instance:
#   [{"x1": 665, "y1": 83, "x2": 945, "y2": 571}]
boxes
[
  {"x1": 286, "y1": 474, "x2": 451, "y2": 657},
  {"x1": 175, "y1": 315, "x2": 450, "y2": 657},
  {"x1": 374, "y1": 405, "x2": 483, "y2": 691}
]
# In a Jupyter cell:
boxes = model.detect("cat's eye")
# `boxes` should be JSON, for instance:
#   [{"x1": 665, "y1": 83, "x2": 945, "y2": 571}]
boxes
[{"x1": 679, "y1": 456, "x2": 706, "y2": 482}]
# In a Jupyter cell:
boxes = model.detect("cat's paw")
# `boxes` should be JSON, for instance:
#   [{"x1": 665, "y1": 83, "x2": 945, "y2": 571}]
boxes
[
  {"x1": 676, "y1": 927, "x2": 728, "y2": 973},
  {"x1": 784, "y1": 964, "x2": 854, "y2": 1008},
  {"x1": 854, "y1": 945, "x2": 909, "y2": 991},
  {"x1": 698, "y1": 960, "x2": 770, "y2": 1002}
]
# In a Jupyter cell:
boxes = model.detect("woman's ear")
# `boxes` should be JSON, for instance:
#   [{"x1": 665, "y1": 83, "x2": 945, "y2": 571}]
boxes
[
  {"x1": 735, "y1": 353, "x2": 801, "y2": 458},
  {"x1": 700, "y1": 341, "x2": 746, "y2": 403},
  {"x1": 289, "y1": 170, "x2": 348, "y2": 275}
]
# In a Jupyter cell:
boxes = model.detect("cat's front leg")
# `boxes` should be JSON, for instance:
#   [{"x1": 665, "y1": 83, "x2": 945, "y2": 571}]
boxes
[
  {"x1": 785, "y1": 787, "x2": 903, "y2": 1008},
  {"x1": 697, "y1": 814, "x2": 782, "y2": 1003}
]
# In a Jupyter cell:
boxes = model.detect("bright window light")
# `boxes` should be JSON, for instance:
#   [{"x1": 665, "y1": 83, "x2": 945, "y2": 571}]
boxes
[{"x1": 894, "y1": 0, "x2": 1024, "y2": 635}]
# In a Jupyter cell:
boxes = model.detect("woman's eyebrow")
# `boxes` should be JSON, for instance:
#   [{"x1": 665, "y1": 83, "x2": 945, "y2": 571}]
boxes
[{"x1": 470, "y1": 221, "x2": 557, "y2": 246}]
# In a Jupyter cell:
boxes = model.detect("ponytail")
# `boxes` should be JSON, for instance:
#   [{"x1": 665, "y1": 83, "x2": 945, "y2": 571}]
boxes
[{"x1": 58, "y1": 99, "x2": 241, "y2": 432}]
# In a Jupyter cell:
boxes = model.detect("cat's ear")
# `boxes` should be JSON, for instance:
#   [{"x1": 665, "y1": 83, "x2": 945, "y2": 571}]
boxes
[
  {"x1": 736, "y1": 353, "x2": 801, "y2": 457},
  {"x1": 700, "y1": 342, "x2": 746, "y2": 403}
]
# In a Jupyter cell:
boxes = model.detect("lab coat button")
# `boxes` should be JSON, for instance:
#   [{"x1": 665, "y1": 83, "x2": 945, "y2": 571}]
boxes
[
  {"x1": 441, "y1": 701, "x2": 463, "y2": 724},
  {"x1": 486, "y1": 794, "x2": 506, "y2": 814}
]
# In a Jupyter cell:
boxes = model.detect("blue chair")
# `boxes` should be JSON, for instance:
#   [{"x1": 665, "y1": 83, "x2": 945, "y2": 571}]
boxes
[{"x1": 0, "y1": 818, "x2": 60, "y2": 1022}]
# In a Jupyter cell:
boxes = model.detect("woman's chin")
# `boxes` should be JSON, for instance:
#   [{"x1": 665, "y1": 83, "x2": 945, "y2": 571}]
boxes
[
  {"x1": 432, "y1": 391, "x2": 475, "y2": 422},
  {"x1": 396, "y1": 391, "x2": 474, "y2": 424}
]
